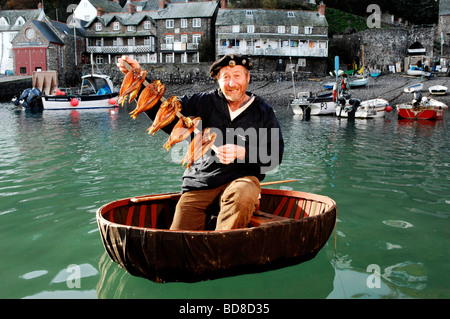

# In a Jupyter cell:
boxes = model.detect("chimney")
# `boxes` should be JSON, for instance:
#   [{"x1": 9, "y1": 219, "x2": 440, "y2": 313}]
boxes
[
  {"x1": 220, "y1": 0, "x2": 227, "y2": 9},
  {"x1": 97, "y1": 7, "x2": 106, "y2": 16},
  {"x1": 318, "y1": 2, "x2": 326, "y2": 17},
  {"x1": 128, "y1": 3, "x2": 136, "y2": 14},
  {"x1": 159, "y1": 0, "x2": 169, "y2": 9}
]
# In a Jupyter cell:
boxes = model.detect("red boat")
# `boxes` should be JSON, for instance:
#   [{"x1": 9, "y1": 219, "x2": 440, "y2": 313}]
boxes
[{"x1": 396, "y1": 97, "x2": 447, "y2": 120}]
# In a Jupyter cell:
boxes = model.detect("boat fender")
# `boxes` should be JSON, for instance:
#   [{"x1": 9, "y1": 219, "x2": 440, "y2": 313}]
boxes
[
  {"x1": 71, "y1": 98, "x2": 79, "y2": 107},
  {"x1": 385, "y1": 105, "x2": 393, "y2": 112},
  {"x1": 332, "y1": 84, "x2": 337, "y2": 102}
]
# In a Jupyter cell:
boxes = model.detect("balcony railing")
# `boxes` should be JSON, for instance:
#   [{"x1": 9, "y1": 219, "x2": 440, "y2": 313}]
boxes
[
  {"x1": 217, "y1": 46, "x2": 327, "y2": 57},
  {"x1": 161, "y1": 42, "x2": 199, "y2": 52},
  {"x1": 87, "y1": 44, "x2": 155, "y2": 54}
]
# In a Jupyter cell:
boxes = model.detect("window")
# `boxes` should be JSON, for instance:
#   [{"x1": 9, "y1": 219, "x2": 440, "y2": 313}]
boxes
[
  {"x1": 144, "y1": 37, "x2": 153, "y2": 46},
  {"x1": 166, "y1": 20, "x2": 174, "y2": 29},
  {"x1": 95, "y1": 22, "x2": 102, "y2": 31},
  {"x1": 136, "y1": 6, "x2": 143, "y2": 12},
  {"x1": 166, "y1": 35, "x2": 174, "y2": 44},
  {"x1": 166, "y1": 54, "x2": 174, "y2": 63},
  {"x1": 96, "y1": 39, "x2": 102, "y2": 46},
  {"x1": 232, "y1": 25, "x2": 240, "y2": 33},
  {"x1": 287, "y1": 12, "x2": 295, "y2": 18},
  {"x1": 247, "y1": 25, "x2": 254, "y2": 33},
  {"x1": 20, "y1": 67, "x2": 27, "y2": 74},
  {"x1": 193, "y1": 18, "x2": 201, "y2": 28},
  {"x1": 305, "y1": 26, "x2": 313, "y2": 34},
  {"x1": 181, "y1": 34, "x2": 188, "y2": 43},
  {"x1": 181, "y1": 19, "x2": 187, "y2": 28},
  {"x1": 144, "y1": 21, "x2": 151, "y2": 30},
  {"x1": 278, "y1": 26, "x2": 285, "y2": 34},
  {"x1": 192, "y1": 34, "x2": 201, "y2": 44},
  {"x1": 128, "y1": 26, "x2": 135, "y2": 32},
  {"x1": 127, "y1": 38, "x2": 135, "y2": 46},
  {"x1": 246, "y1": 10, "x2": 253, "y2": 16},
  {"x1": 96, "y1": 55, "x2": 104, "y2": 64},
  {"x1": 113, "y1": 22, "x2": 120, "y2": 31},
  {"x1": 291, "y1": 26, "x2": 298, "y2": 34}
]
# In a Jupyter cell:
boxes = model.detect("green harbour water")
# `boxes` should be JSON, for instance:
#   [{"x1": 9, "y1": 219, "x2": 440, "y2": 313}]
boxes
[{"x1": 0, "y1": 101, "x2": 449, "y2": 300}]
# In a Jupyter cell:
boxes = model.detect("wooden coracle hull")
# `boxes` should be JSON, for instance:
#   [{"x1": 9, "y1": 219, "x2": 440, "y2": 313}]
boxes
[{"x1": 96, "y1": 188, "x2": 337, "y2": 283}]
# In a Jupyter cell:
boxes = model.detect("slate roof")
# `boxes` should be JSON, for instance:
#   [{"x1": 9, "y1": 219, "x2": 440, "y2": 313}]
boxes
[
  {"x1": 216, "y1": 8, "x2": 328, "y2": 27},
  {"x1": 153, "y1": 1, "x2": 218, "y2": 19},
  {"x1": 89, "y1": 0, "x2": 123, "y2": 13},
  {"x1": 31, "y1": 20, "x2": 64, "y2": 44},
  {"x1": 0, "y1": 9, "x2": 44, "y2": 31},
  {"x1": 85, "y1": 12, "x2": 156, "y2": 27}
]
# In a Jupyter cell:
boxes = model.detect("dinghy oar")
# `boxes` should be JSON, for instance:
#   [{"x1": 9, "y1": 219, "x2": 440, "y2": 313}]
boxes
[{"x1": 130, "y1": 179, "x2": 299, "y2": 203}]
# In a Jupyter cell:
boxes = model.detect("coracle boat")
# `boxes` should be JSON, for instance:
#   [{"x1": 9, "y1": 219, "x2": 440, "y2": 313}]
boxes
[{"x1": 96, "y1": 188, "x2": 337, "y2": 283}]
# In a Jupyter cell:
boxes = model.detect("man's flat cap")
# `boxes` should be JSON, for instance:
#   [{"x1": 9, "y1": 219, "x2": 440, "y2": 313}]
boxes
[{"x1": 210, "y1": 54, "x2": 252, "y2": 77}]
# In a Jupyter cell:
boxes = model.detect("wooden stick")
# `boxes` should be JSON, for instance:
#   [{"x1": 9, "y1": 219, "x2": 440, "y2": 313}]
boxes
[{"x1": 129, "y1": 179, "x2": 298, "y2": 203}]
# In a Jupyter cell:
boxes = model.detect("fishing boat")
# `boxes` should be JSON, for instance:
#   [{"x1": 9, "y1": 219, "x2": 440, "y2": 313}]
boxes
[
  {"x1": 42, "y1": 74, "x2": 118, "y2": 110},
  {"x1": 428, "y1": 85, "x2": 447, "y2": 95},
  {"x1": 336, "y1": 98, "x2": 391, "y2": 119},
  {"x1": 96, "y1": 188, "x2": 337, "y2": 283},
  {"x1": 396, "y1": 94, "x2": 448, "y2": 120}
]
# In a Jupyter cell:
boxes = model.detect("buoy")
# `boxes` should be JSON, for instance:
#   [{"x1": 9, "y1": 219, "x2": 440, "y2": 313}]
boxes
[
  {"x1": 71, "y1": 98, "x2": 79, "y2": 107},
  {"x1": 109, "y1": 97, "x2": 117, "y2": 105},
  {"x1": 56, "y1": 89, "x2": 62, "y2": 95},
  {"x1": 385, "y1": 105, "x2": 392, "y2": 112}
]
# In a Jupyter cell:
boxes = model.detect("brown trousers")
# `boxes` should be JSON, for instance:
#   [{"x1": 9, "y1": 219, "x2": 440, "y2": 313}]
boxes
[{"x1": 170, "y1": 176, "x2": 261, "y2": 231}]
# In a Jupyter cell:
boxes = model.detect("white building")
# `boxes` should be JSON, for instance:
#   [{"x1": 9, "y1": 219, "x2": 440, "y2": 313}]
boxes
[
  {"x1": 0, "y1": 3, "x2": 45, "y2": 74},
  {"x1": 74, "y1": 0, "x2": 122, "y2": 23}
]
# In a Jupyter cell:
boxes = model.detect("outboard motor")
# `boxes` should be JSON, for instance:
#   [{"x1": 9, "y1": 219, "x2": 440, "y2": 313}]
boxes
[
  {"x1": 345, "y1": 98, "x2": 361, "y2": 119},
  {"x1": 14, "y1": 88, "x2": 43, "y2": 109}
]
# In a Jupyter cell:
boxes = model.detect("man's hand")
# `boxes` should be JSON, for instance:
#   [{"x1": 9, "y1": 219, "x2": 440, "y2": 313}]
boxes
[
  {"x1": 116, "y1": 55, "x2": 141, "y2": 74},
  {"x1": 216, "y1": 144, "x2": 246, "y2": 165}
]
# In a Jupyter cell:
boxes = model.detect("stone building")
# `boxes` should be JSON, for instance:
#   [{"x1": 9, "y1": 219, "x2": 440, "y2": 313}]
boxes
[
  {"x1": 215, "y1": 2, "x2": 328, "y2": 72},
  {"x1": 85, "y1": 4, "x2": 157, "y2": 65},
  {"x1": 11, "y1": 16, "x2": 86, "y2": 83},
  {"x1": 0, "y1": 3, "x2": 45, "y2": 75}
]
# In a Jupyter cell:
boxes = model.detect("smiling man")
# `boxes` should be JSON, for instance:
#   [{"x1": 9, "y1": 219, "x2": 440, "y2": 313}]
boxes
[{"x1": 117, "y1": 54, "x2": 284, "y2": 230}]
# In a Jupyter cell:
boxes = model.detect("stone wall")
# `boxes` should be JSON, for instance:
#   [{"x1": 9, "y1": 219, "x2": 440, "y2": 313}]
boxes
[{"x1": 333, "y1": 25, "x2": 436, "y2": 72}]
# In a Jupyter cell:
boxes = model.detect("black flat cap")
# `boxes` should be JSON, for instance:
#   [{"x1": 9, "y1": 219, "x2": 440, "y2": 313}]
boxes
[{"x1": 210, "y1": 54, "x2": 252, "y2": 77}]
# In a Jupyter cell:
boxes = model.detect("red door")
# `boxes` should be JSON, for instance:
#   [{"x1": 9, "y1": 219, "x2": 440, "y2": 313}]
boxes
[{"x1": 14, "y1": 47, "x2": 47, "y2": 75}]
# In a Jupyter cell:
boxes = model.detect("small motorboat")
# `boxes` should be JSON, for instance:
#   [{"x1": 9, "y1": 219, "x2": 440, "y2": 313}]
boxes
[
  {"x1": 370, "y1": 70, "x2": 381, "y2": 77},
  {"x1": 396, "y1": 93, "x2": 448, "y2": 120},
  {"x1": 290, "y1": 91, "x2": 311, "y2": 116},
  {"x1": 42, "y1": 74, "x2": 119, "y2": 110},
  {"x1": 96, "y1": 188, "x2": 337, "y2": 283},
  {"x1": 428, "y1": 85, "x2": 447, "y2": 95},
  {"x1": 336, "y1": 98, "x2": 391, "y2": 119}
]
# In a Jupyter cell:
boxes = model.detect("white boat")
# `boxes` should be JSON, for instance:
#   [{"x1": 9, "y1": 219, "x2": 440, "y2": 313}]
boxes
[
  {"x1": 336, "y1": 98, "x2": 391, "y2": 118},
  {"x1": 348, "y1": 77, "x2": 368, "y2": 88},
  {"x1": 404, "y1": 83, "x2": 423, "y2": 93},
  {"x1": 42, "y1": 74, "x2": 118, "y2": 110},
  {"x1": 428, "y1": 85, "x2": 447, "y2": 95},
  {"x1": 290, "y1": 92, "x2": 311, "y2": 116},
  {"x1": 406, "y1": 67, "x2": 432, "y2": 77}
]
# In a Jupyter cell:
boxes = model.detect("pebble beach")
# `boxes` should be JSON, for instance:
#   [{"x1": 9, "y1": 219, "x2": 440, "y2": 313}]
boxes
[{"x1": 164, "y1": 72, "x2": 450, "y2": 112}]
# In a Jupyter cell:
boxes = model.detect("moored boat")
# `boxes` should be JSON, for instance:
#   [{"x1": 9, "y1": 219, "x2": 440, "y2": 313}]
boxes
[
  {"x1": 42, "y1": 74, "x2": 118, "y2": 110},
  {"x1": 336, "y1": 98, "x2": 391, "y2": 118},
  {"x1": 403, "y1": 82, "x2": 423, "y2": 93},
  {"x1": 96, "y1": 188, "x2": 337, "y2": 283},
  {"x1": 396, "y1": 96, "x2": 448, "y2": 120},
  {"x1": 406, "y1": 66, "x2": 432, "y2": 78}
]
